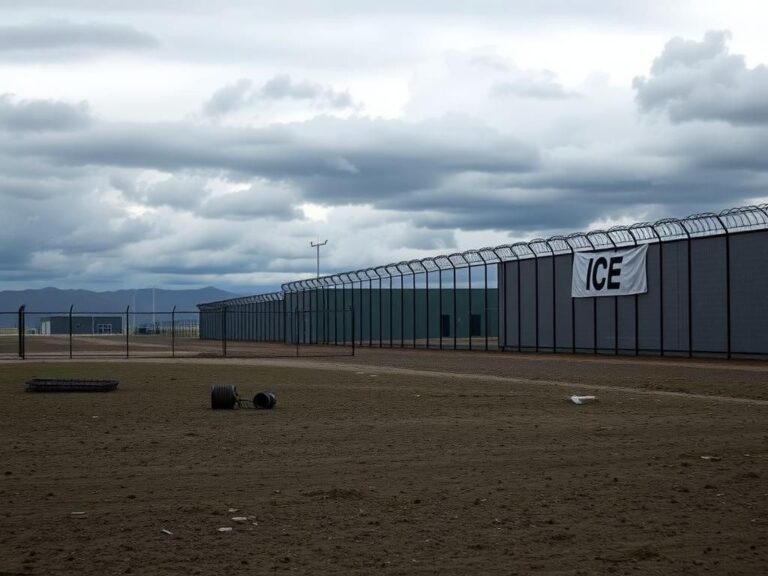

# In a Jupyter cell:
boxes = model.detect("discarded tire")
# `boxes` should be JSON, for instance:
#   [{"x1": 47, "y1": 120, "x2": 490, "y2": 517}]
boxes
[
  {"x1": 26, "y1": 379, "x2": 119, "y2": 393},
  {"x1": 211, "y1": 385, "x2": 237, "y2": 409},
  {"x1": 253, "y1": 391, "x2": 277, "y2": 410}
]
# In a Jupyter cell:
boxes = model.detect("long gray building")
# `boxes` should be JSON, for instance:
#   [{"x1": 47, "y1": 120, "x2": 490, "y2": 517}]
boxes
[
  {"x1": 198, "y1": 204, "x2": 768, "y2": 358},
  {"x1": 40, "y1": 315, "x2": 123, "y2": 335}
]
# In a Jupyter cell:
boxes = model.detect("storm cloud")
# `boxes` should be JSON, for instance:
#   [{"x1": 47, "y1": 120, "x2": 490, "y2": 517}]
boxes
[
  {"x1": 634, "y1": 31, "x2": 768, "y2": 125},
  {"x1": 0, "y1": 3, "x2": 767, "y2": 291},
  {"x1": 0, "y1": 19, "x2": 158, "y2": 58},
  {"x1": 0, "y1": 95, "x2": 91, "y2": 131},
  {"x1": 204, "y1": 75, "x2": 357, "y2": 117}
]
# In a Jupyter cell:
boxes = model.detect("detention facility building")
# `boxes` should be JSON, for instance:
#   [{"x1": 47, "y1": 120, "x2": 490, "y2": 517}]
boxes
[
  {"x1": 40, "y1": 315, "x2": 124, "y2": 335},
  {"x1": 198, "y1": 204, "x2": 768, "y2": 359}
]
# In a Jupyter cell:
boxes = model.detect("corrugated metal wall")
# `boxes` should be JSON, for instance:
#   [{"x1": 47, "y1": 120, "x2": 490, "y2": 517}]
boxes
[{"x1": 498, "y1": 229, "x2": 768, "y2": 357}]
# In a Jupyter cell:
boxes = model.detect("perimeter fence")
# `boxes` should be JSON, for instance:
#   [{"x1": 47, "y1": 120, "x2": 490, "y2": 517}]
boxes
[
  {"x1": 274, "y1": 204, "x2": 768, "y2": 359},
  {"x1": 1, "y1": 306, "x2": 354, "y2": 359}
]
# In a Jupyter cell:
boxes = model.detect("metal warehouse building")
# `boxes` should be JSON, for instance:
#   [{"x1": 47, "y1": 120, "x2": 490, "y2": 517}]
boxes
[
  {"x1": 40, "y1": 315, "x2": 123, "y2": 335},
  {"x1": 198, "y1": 204, "x2": 768, "y2": 358}
]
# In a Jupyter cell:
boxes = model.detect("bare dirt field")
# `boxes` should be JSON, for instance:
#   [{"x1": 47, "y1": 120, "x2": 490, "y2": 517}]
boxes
[{"x1": 1, "y1": 352, "x2": 767, "y2": 575}]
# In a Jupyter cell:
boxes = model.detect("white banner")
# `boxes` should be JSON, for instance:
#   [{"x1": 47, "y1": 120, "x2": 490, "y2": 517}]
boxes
[{"x1": 571, "y1": 245, "x2": 648, "y2": 298}]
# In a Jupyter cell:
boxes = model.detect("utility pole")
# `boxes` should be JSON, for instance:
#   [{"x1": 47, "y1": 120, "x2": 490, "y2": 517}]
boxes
[{"x1": 311, "y1": 240, "x2": 328, "y2": 278}]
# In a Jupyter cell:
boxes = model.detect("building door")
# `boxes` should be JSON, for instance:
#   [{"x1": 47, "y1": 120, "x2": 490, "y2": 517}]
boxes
[
  {"x1": 441, "y1": 314, "x2": 450, "y2": 337},
  {"x1": 470, "y1": 314, "x2": 482, "y2": 337},
  {"x1": 96, "y1": 324, "x2": 113, "y2": 335}
]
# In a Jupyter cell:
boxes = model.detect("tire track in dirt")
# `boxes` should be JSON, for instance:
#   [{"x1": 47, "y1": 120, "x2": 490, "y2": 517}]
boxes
[{"x1": 5, "y1": 356, "x2": 768, "y2": 407}]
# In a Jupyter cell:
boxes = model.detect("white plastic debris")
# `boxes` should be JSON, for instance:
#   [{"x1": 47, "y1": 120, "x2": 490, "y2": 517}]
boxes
[
  {"x1": 218, "y1": 527, "x2": 233, "y2": 532},
  {"x1": 70, "y1": 511, "x2": 87, "y2": 517},
  {"x1": 231, "y1": 517, "x2": 247, "y2": 522},
  {"x1": 570, "y1": 395, "x2": 597, "y2": 405},
  {"x1": 700, "y1": 456, "x2": 721, "y2": 461},
  {"x1": 227, "y1": 508, "x2": 238, "y2": 513},
  {"x1": 161, "y1": 529, "x2": 173, "y2": 536}
]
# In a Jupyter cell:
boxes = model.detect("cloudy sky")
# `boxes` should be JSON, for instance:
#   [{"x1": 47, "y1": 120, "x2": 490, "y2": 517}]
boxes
[{"x1": 2, "y1": 1, "x2": 767, "y2": 293}]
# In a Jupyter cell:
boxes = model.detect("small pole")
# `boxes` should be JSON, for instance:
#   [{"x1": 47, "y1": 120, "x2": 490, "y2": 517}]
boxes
[
  {"x1": 296, "y1": 308, "x2": 300, "y2": 357},
  {"x1": 171, "y1": 305, "x2": 176, "y2": 358},
  {"x1": 351, "y1": 307, "x2": 356, "y2": 356},
  {"x1": 311, "y1": 240, "x2": 328, "y2": 278},
  {"x1": 18, "y1": 305, "x2": 25, "y2": 359},
  {"x1": 222, "y1": 306, "x2": 228, "y2": 358},
  {"x1": 69, "y1": 305, "x2": 74, "y2": 359},
  {"x1": 125, "y1": 305, "x2": 130, "y2": 359}
]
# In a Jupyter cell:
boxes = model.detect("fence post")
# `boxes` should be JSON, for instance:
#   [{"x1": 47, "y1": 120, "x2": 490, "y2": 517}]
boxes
[
  {"x1": 468, "y1": 263, "x2": 473, "y2": 351},
  {"x1": 171, "y1": 305, "x2": 176, "y2": 358},
  {"x1": 453, "y1": 264, "x2": 458, "y2": 350},
  {"x1": 533, "y1": 255, "x2": 539, "y2": 353},
  {"x1": 295, "y1": 308, "x2": 300, "y2": 357},
  {"x1": 69, "y1": 304, "x2": 74, "y2": 359},
  {"x1": 125, "y1": 305, "x2": 130, "y2": 359},
  {"x1": 517, "y1": 261, "x2": 521, "y2": 353},
  {"x1": 438, "y1": 269, "x2": 443, "y2": 350},
  {"x1": 18, "y1": 305, "x2": 25, "y2": 359},
  {"x1": 369, "y1": 276, "x2": 373, "y2": 348},
  {"x1": 714, "y1": 216, "x2": 732, "y2": 359},
  {"x1": 389, "y1": 275, "x2": 393, "y2": 348},
  {"x1": 411, "y1": 271, "x2": 417, "y2": 349},
  {"x1": 222, "y1": 306, "x2": 228, "y2": 357},
  {"x1": 426, "y1": 268, "x2": 430, "y2": 349},
  {"x1": 484, "y1": 262, "x2": 489, "y2": 351},
  {"x1": 570, "y1": 250, "x2": 576, "y2": 354},
  {"x1": 402, "y1": 268, "x2": 405, "y2": 348},
  {"x1": 687, "y1": 234, "x2": 693, "y2": 358},
  {"x1": 351, "y1": 307, "x2": 356, "y2": 356}
]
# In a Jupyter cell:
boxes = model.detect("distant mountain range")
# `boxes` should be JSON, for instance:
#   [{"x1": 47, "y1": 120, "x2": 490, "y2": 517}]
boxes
[{"x1": 0, "y1": 287, "x2": 239, "y2": 327}]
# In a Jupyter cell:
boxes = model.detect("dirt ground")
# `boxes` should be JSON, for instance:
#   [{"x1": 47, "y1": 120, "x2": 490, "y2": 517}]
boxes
[{"x1": 1, "y1": 354, "x2": 767, "y2": 575}]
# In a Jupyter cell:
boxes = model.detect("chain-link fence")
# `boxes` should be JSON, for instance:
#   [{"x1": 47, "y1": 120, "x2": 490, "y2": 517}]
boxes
[{"x1": 2, "y1": 307, "x2": 355, "y2": 359}]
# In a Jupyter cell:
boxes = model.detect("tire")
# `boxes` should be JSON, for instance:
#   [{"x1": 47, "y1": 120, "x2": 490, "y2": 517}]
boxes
[
  {"x1": 254, "y1": 391, "x2": 276, "y2": 410},
  {"x1": 211, "y1": 385, "x2": 237, "y2": 409}
]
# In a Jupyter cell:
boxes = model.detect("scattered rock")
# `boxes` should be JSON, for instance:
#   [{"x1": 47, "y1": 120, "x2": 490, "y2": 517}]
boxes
[{"x1": 570, "y1": 395, "x2": 597, "y2": 405}]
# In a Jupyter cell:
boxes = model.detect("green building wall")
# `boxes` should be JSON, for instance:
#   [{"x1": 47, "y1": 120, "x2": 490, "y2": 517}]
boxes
[{"x1": 285, "y1": 288, "x2": 498, "y2": 345}]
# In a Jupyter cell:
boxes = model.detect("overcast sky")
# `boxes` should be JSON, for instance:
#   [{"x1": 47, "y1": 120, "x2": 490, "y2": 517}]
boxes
[{"x1": 1, "y1": 1, "x2": 767, "y2": 293}]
